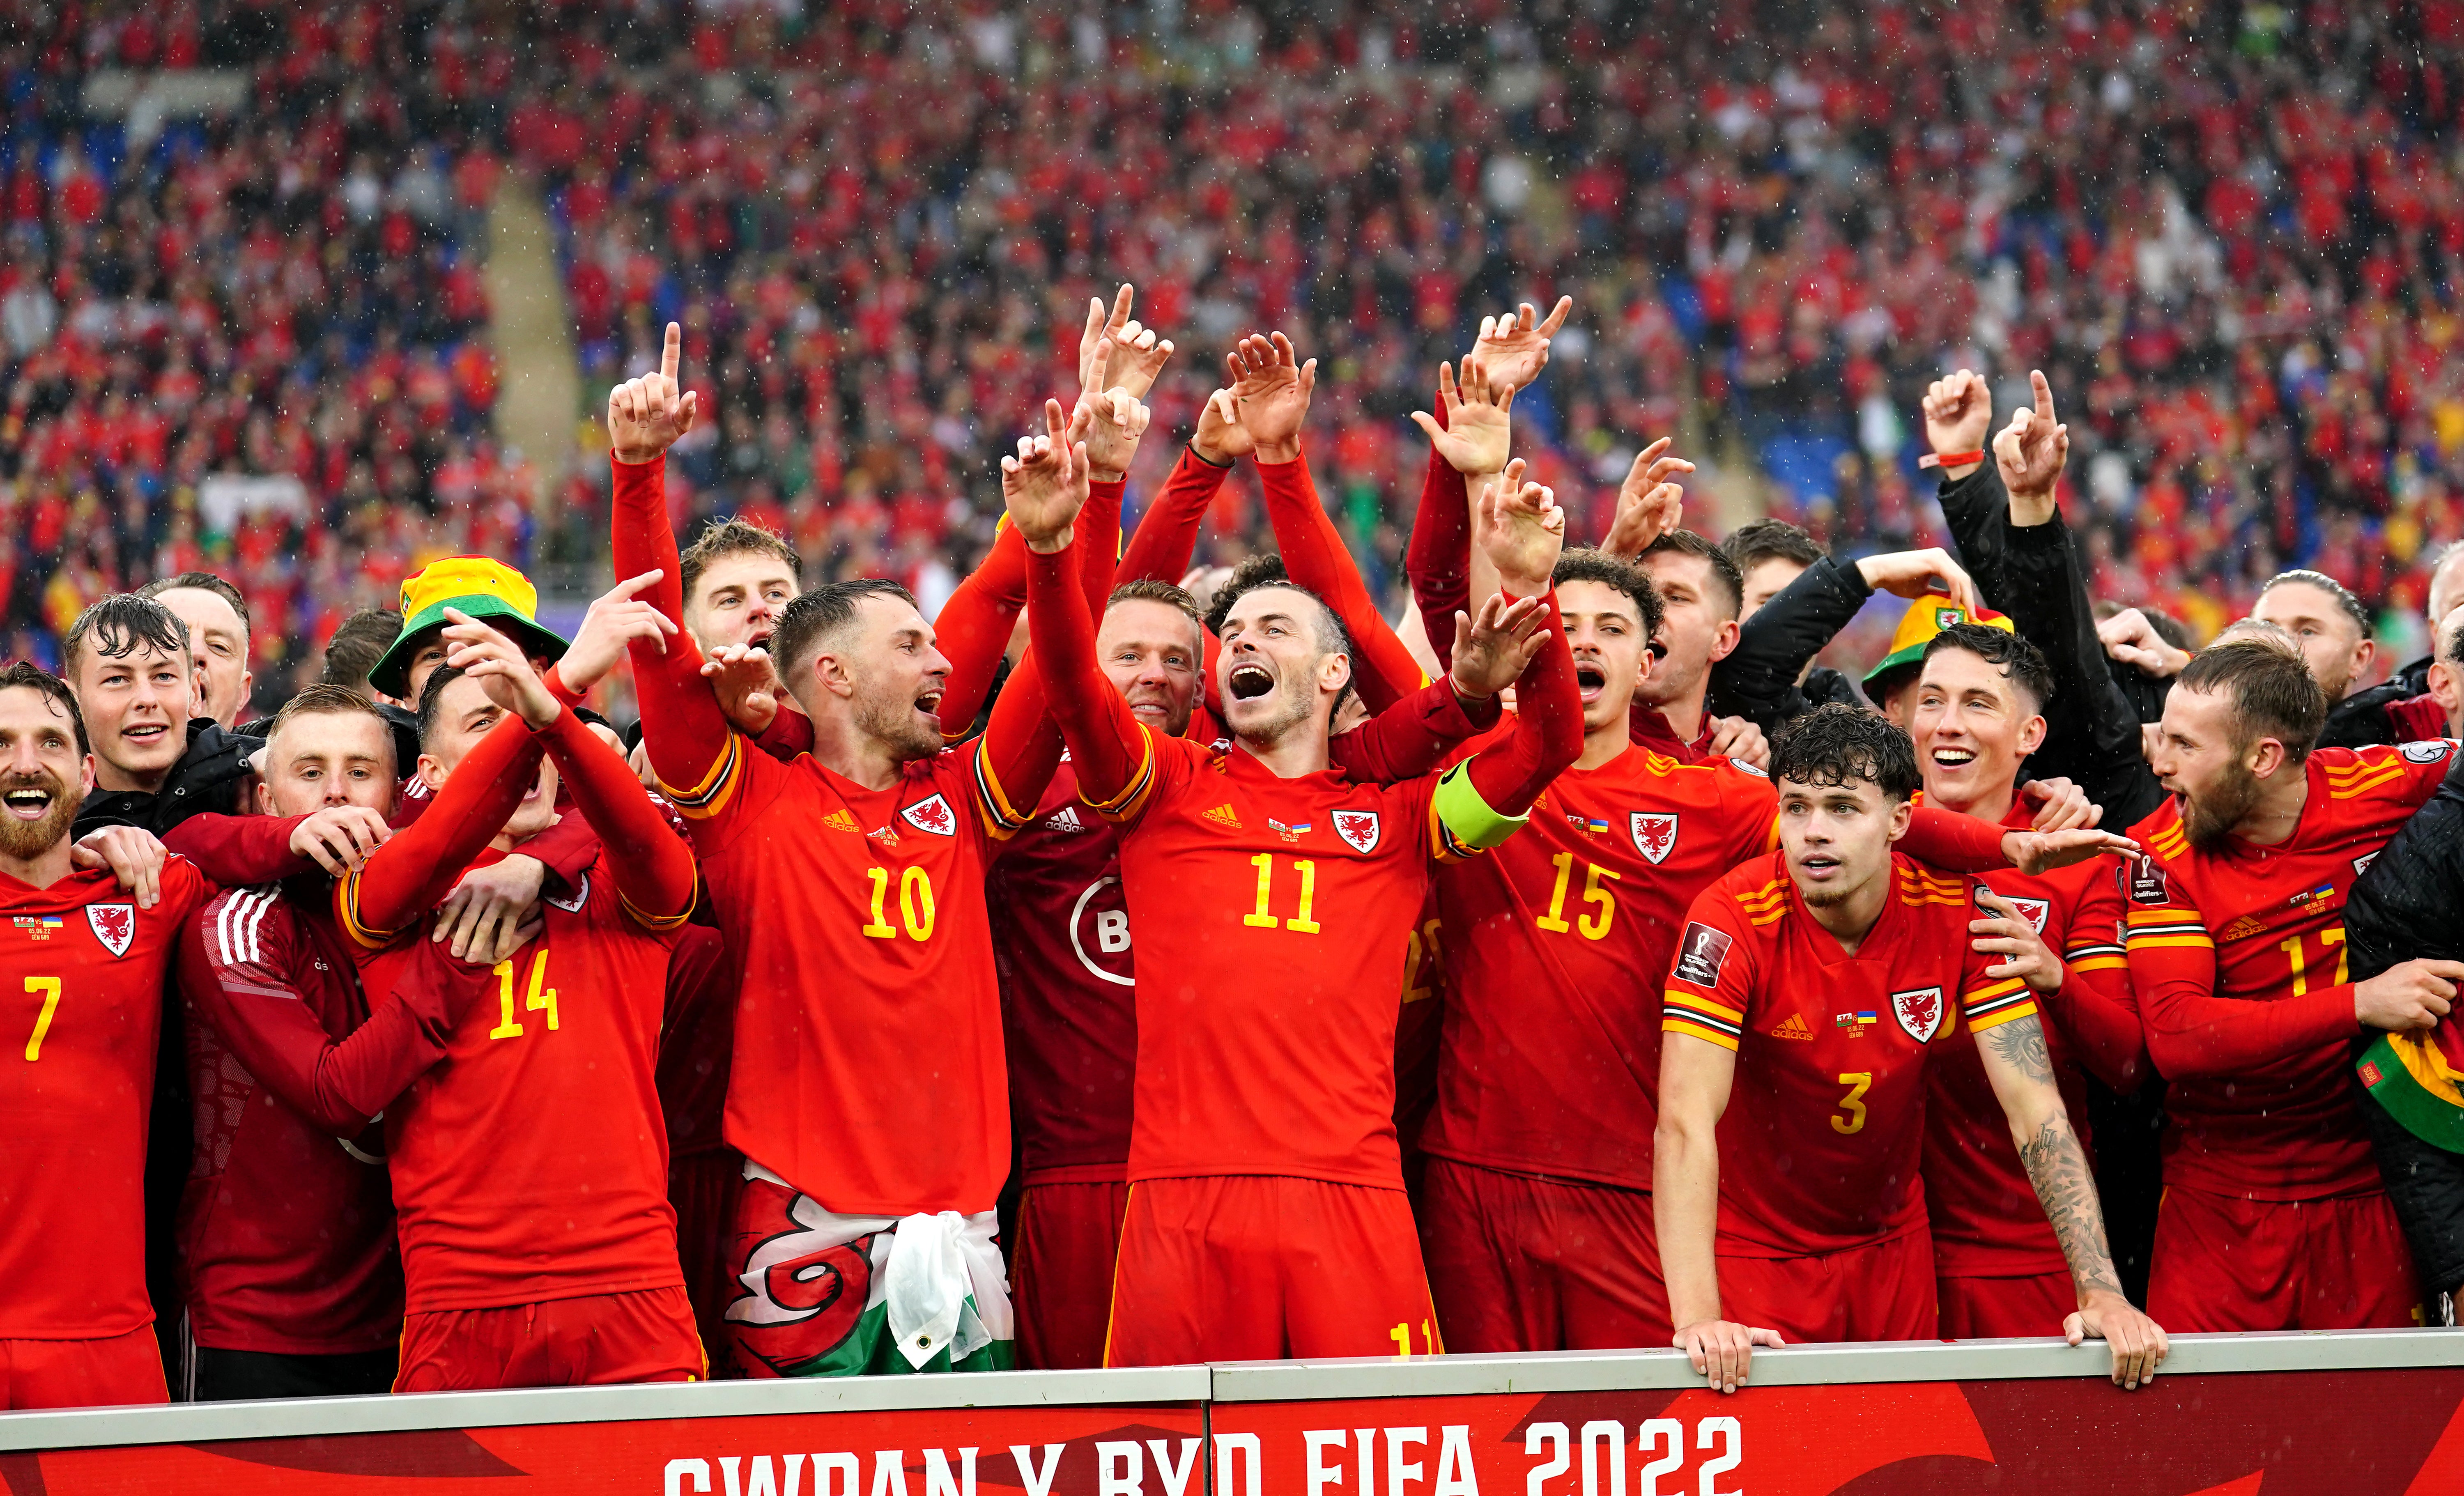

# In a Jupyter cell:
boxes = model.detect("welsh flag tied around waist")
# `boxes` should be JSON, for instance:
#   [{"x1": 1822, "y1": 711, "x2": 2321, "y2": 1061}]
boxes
[{"x1": 2360, "y1": 1023, "x2": 2464, "y2": 1154}]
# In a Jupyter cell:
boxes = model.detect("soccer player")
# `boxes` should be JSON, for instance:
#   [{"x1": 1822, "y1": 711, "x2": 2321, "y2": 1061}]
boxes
[
  {"x1": 1907, "y1": 625, "x2": 2149, "y2": 1337},
  {"x1": 1009, "y1": 394, "x2": 1585, "y2": 1364},
  {"x1": 2249, "y1": 569, "x2": 2377, "y2": 704},
  {"x1": 0, "y1": 662, "x2": 212, "y2": 1409},
  {"x1": 1657, "y1": 706, "x2": 2165, "y2": 1393},
  {"x1": 138, "y1": 573, "x2": 254, "y2": 729},
  {"x1": 1419, "y1": 547, "x2": 1780, "y2": 1352},
  {"x1": 611, "y1": 326, "x2": 1026, "y2": 1376},
  {"x1": 174, "y1": 687, "x2": 476, "y2": 1400},
  {"x1": 337, "y1": 615, "x2": 702, "y2": 1391},
  {"x1": 1634, "y1": 531, "x2": 1744, "y2": 755},
  {"x1": 2127, "y1": 638, "x2": 2464, "y2": 1330},
  {"x1": 62, "y1": 595, "x2": 253, "y2": 836}
]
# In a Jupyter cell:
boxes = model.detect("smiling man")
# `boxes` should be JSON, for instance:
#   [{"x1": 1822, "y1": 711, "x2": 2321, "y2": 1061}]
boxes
[
  {"x1": 1906, "y1": 625, "x2": 2149, "y2": 1337},
  {"x1": 1011, "y1": 394, "x2": 1584, "y2": 1365},
  {"x1": 0, "y1": 662, "x2": 213, "y2": 1409},
  {"x1": 611, "y1": 326, "x2": 1036, "y2": 1377},
  {"x1": 62, "y1": 595, "x2": 255, "y2": 838},
  {"x1": 1656, "y1": 705, "x2": 2163, "y2": 1395}
]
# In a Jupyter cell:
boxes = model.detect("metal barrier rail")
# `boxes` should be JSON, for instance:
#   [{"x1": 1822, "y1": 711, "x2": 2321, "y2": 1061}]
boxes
[{"x1": 1, "y1": 1333, "x2": 2459, "y2": 1495}]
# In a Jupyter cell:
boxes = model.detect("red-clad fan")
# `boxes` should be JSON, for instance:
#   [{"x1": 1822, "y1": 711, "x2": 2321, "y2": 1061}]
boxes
[
  {"x1": 1418, "y1": 547, "x2": 1778, "y2": 1352},
  {"x1": 1007, "y1": 383, "x2": 1584, "y2": 1363},
  {"x1": 336, "y1": 611, "x2": 701, "y2": 1391},
  {"x1": 173, "y1": 686, "x2": 486, "y2": 1402},
  {"x1": 2126, "y1": 637, "x2": 2464, "y2": 1331},
  {"x1": 1906, "y1": 625, "x2": 2149, "y2": 1338},
  {"x1": 1657, "y1": 706, "x2": 2164, "y2": 1395},
  {"x1": 612, "y1": 327, "x2": 1037, "y2": 1376},
  {"x1": 0, "y1": 662, "x2": 211, "y2": 1409}
]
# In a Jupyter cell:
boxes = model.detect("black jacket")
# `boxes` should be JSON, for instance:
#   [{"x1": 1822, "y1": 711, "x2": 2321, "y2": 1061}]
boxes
[
  {"x1": 2320, "y1": 657, "x2": 2437, "y2": 750},
  {"x1": 1995, "y1": 506, "x2": 2171, "y2": 830},
  {"x1": 2344, "y1": 749, "x2": 2464, "y2": 1291},
  {"x1": 73, "y1": 718, "x2": 256, "y2": 838},
  {"x1": 1708, "y1": 555, "x2": 1873, "y2": 731}
]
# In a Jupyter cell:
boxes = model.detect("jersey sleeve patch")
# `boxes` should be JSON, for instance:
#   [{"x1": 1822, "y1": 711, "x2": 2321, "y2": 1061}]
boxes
[
  {"x1": 1960, "y1": 976, "x2": 2037, "y2": 1033},
  {"x1": 1430, "y1": 758, "x2": 1529, "y2": 853},
  {"x1": 1672, "y1": 921, "x2": 1735, "y2": 986},
  {"x1": 2124, "y1": 908, "x2": 2213, "y2": 950},
  {"x1": 657, "y1": 729, "x2": 745, "y2": 820}
]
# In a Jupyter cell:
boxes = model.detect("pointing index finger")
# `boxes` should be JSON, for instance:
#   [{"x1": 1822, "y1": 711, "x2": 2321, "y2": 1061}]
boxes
[{"x1": 662, "y1": 322, "x2": 681, "y2": 386}]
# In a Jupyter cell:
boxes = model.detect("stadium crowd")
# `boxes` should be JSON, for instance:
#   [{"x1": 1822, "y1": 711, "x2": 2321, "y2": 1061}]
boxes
[
  {"x1": 6, "y1": 273, "x2": 2464, "y2": 1411},
  {"x1": 16, "y1": 0, "x2": 2464, "y2": 692}
]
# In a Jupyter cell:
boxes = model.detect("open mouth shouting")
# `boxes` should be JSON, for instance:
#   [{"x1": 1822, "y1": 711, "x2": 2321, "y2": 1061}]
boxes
[
  {"x1": 1574, "y1": 662, "x2": 1609, "y2": 703},
  {"x1": 915, "y1": 685, "x2": 946, "y2": 722},
  {"x1": 1, "y1": 779, "x2": 56, "y2": 822},
  {"x1": 1226, "y1": 662, "x2": 1277, "y2": 701}
]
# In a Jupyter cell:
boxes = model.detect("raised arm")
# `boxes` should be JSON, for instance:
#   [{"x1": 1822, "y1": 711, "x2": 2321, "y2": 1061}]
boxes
[
  {"x1": 339, "y1": 708, "x2": 541, "y2": 949},
  {"x1": 1007, "y1": 398, "x2": 1152, "y2": 813},
  {"x1": 1437, "y1": 473, "x2": 1581, "y2": 836},
  {"x1": 1118, "y1": 443, "x2": 1234, "y2": 584},
  {"x1": 1218, "y1": 331, "x2": 1421, "y2": 712},
  {"x1": 2044, "y1": 863, "x2": 2148, "y2": 1092},
  {"x1": 607, "y1": 324, "x2": 730, "y2": 799}
]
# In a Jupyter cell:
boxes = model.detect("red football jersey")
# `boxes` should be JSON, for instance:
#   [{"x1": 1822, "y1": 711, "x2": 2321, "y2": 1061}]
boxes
[
  {"x1": 1922, "y1": 823, "x2": 2138, "y2": 1276},
  {"x1": 177, "y1": 877, "x2": 467, "y2": 1354},
  {"x1": 671, "y1": 738, "x2": 1011, "y2": 1217},
  {"x1": 0, "y1": 859, "x2": 211, "y2": 1338},
  {"x1": 1425, "y1": 738, "x2": 1777, "y2": 1190},
  {"x1": 359, "y1": 844, "x2": 687, "y2": 1312},
  {"x1": 988, "y1": 759, "x2": 1138, "y2": 1186},
  {"x1": 2125, "y1": 742, "x2": 2455, "y2": 1200},
  {"x1": 1105, "y1": 738, "x2": 1471, "y2": 1190},
  {"x1": 1663, "y1": 852, "x2": 2037, "y2": 1258}
]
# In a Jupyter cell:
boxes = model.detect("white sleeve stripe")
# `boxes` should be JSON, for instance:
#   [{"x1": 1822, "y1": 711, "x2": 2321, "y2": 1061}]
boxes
[{"x1": 243, "y1": 889, "x2": 273, "y2": 965}]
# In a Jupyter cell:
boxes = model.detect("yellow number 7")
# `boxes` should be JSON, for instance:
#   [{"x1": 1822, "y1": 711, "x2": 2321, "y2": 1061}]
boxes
[{"x1": 24, "y1": 977, "x2": 61, "y2": 1062}]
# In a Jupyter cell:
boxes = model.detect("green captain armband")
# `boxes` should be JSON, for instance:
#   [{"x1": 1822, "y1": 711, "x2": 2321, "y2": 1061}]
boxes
[{"x1": 1432, "y1": 759, "x2": 1529, "y2": 852}]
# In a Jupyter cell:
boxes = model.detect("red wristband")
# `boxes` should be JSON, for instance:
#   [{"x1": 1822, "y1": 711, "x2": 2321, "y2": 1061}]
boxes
[{"x1": 1918, "y1": 450, "x2": 1986, "y2": 470}]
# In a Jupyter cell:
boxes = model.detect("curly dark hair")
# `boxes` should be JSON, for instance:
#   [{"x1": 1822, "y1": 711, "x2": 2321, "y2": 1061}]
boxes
[
  {"x1": 1201, "y1": 552, "x2": 1289, "y2": 635},
  {"x1": 1552, "y1": 547, "x2": 1665, "y2": 639},
  {"x1": 1771, "y1": 703, "x2": 1922, "y2": 801}
]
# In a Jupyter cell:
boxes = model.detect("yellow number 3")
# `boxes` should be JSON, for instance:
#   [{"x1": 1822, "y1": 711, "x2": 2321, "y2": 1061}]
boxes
[
  {"x1": 1832, "y1": 1072, "x2": 1872, "y2": 1135},
  {"x1": 23, "y1": 977, "x2": 61, "y2": 1061}
]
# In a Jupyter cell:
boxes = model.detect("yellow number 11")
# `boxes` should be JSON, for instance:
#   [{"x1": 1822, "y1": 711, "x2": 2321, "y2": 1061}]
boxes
[
  {"x1": 1243, "y1": 854, "x2": 1322, "y2": 933},
  {"x1": 23, "y1": 977, "x2": 60, "y2": 1061}
]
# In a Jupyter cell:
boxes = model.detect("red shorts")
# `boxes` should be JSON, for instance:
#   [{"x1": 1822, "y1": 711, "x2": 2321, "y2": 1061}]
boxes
[
  {"x1": 1420, "y1": 1158, "x2": 1669, "y2": 1352},
  {"x1": 669, "y1": 1148, "x2": 745, "y2": 1376},
  {"x1": 2148, "y1": 1185, "x2": 2424, "y2": 1332},
  {"x1": 1104, "y1": 1175, "x2": 1440, "y2": 1366},
  {"x1": 1718, "y1": 1228, "x2": 1936, "y2": 1344},
  {"x1": 1013, "y1": 1177, "x2": 1131, "y2": 1370},
  {"x1": 394, "y1": 1287, "x2": 702, "y2": 1393},
  {"x1": 1936, "y1": 1268, "x2": 2077, "y2": 1339},
  {"x1": 0, "y1": 1326, "x2": 167, "y2": 1411}
]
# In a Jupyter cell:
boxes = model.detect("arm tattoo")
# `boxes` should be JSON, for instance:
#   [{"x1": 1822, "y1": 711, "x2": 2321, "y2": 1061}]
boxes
[
  {"x1": 1986, "y1": 1013, "x2": 2054, "y2": 1083},
  {"x1": 2018, "y1": 1115, "x2": 2124, "y2": 1301}
]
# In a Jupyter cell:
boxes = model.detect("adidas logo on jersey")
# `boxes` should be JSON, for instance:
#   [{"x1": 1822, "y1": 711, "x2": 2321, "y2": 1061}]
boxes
[
  {"x1": 2216, "y1": 914, "x2": 2265, "y2": 941},
  {"x1": 1202, "y1": 804, "x2": 1242, "y2": 830},
  {"x1": 820, "y1": 808, "x2": 861, "y2": 834},
  {"x1": 1043, "y1": 806, "x2": 1088, "y2": 833},
  {"x1": 1765, "y1": 1013, "x2": 1815, "y2": 1041}
]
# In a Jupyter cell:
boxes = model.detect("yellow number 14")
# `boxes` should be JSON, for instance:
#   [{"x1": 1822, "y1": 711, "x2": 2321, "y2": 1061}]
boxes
[{"x1": 488, "y1": 949, "x2": 558, "y2": 1041}]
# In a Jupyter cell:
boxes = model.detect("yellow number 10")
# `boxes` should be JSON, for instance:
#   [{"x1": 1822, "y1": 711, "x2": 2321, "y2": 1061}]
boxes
[
  {"x1": 1243, "y1": 854, "x2": 1322, "y2": 934},
  {"x1": 23, "y1": 977, "x2": 61, "y2": 1061},
  {"x1": 862, "y1": 866, "x2": 937, "y2": 941}
]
